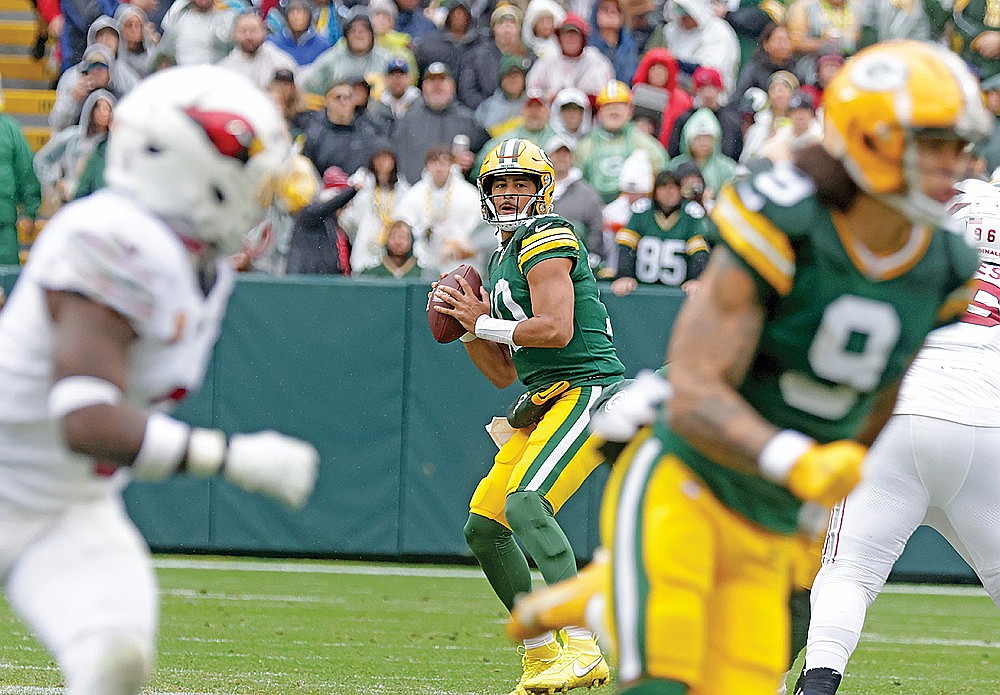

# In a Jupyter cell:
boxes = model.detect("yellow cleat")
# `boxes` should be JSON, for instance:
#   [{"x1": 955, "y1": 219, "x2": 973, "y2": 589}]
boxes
[
  {"x1": 507, "y1": 549, "x2": 610, "y2": 643},
  {"x1": 521, "y1": 636, "x2": 610, "y2": 693},
  {"x1": 508, "y1": 641, "x2": 562, "y2": 695}
]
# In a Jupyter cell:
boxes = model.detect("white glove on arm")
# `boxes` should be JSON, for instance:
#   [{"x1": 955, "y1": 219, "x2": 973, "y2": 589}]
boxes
[
  {"x1": 590, "y1": 370, "x2": 672, "y2": 442},
  {"x1": 134, "y1": 413, "x2": 319, "y2": 509},
  {"x1": 223, "y1": 432, "x2": 319, "y2": 509}
]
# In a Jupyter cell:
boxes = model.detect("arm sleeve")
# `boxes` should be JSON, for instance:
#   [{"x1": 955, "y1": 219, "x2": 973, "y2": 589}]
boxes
[
  {"x1": 615, "y1": 235, "x2": 637, "y2": 279},
  {"x1": 12, "y1": 126, "x2": 42, "y2": 218},
  {"x1": 294, "y1": 187, "x2": 360, "y2": 228}
]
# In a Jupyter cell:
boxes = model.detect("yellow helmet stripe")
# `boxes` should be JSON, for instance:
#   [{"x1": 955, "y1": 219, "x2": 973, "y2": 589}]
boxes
[{"x1": 711, "y1": 186, "x2": 794, "y2": 295}]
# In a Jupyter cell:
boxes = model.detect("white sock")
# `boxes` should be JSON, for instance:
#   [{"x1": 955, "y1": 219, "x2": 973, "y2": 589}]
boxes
[
  {"x1": 564, "y1": 626, "x2": 594, "y2": 642},
  {"x1": 523, "y1": 632, "x2": 557, "y2": 651},
  {"x1": 805, "y1": 579, "x2": 869, "y2": 673}
]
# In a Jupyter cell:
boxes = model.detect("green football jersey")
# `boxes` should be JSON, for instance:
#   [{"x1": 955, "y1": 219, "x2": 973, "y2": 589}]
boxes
[
  {"x1": 487, "y1": 214, "x2": 626, "y2": 390},
  {"x1": 616, "y1": 199, "x2": 710, "y2": 285},
  {"x1": 655, "y1": 160, "x2": 980, "y2": 534}
]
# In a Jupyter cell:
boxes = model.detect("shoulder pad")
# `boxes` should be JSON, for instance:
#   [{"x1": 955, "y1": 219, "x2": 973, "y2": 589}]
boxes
[
  {"x1": 684, "y1": 201, "x2": 705, "y2": 219},
  {"x1": 630, "y1": 198, "x2": 652, "y2": 214},
  {"x1": 517, "y1": 216, "x2": 580, "y2": 273},
  {"x1": 710, "y1": 183, "x2": 796, "y2": 296}
]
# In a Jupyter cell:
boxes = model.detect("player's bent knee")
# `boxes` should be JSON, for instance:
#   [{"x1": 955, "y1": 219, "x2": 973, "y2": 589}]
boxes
[
  {"x1": 464, "y1": 513, "x2": 510, "y2": 554},
  {"x1": 505, "y1": 492, "x2": 564, "y2": 557},
  {"x1": 62, "y1": 630, "x2": 153, "y2": 695}
]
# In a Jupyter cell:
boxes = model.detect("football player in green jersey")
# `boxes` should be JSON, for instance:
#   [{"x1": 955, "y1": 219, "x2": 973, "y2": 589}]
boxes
[
  {"x1": 505, "y1": 40, "x2": 993, "y2": 695},
  {"x1": 612, "y1": 170, "x2": 711, "y2": 298},
  {"x1": 432, "y1": 137, "x2": 625, "y2": 695}
]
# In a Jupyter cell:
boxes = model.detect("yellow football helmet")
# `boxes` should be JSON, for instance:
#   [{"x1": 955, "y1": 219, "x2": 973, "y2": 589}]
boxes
[
  {"x1": 822, "y1": 40, "x2": 992, "y2": 224},
  {"x1": 477, "y1": 138, "x2": 555, "y2": 231}
]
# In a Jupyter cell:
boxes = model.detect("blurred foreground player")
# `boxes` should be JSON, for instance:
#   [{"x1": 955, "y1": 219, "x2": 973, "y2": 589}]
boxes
[
  {"x1": 0, "y1": 66, "x2": 319, "y2": 695},
  {"x1": 433, "y1": 138, "x2": 624, "y2": 694},
  {"x1": 508, "y1": 40, "x2": 992, "y2": 695},
  {"x1": 796, "y1": 178, "x2": 1000, "y2": 695}
]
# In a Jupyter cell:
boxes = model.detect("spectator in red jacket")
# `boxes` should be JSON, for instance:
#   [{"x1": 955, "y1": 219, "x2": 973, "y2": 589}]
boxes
[{"x1": 631, "y1": 47, "x2": 692, "y2": 151}]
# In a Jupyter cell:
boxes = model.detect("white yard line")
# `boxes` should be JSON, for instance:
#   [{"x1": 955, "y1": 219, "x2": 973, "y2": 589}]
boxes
[{"x1": 153, "y1": 558, "x2": 990, "y2": 598}]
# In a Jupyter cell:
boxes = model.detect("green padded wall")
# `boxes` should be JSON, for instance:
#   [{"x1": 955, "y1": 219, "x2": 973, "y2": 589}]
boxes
[{"x1": 0, "y1": 268, "x2": 973, "y2": 581}]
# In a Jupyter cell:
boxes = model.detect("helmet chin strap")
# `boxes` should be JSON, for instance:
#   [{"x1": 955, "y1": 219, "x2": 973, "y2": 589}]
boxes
[{"x1": 488, "y1": 194, "x2": 541, "y2": 232}]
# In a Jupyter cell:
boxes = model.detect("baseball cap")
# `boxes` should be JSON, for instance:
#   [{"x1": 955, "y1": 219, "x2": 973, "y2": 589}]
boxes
[
  {"x1": 500, "y1": 54, "x2": 530, "y2": 77},
  {"x1": 525, "y1": 88, "x2": 547, "y2": 106},
  {"x1": 386, "y1": 57, "x2": 410, "y2": 74},
  {"x1": 558, "y1": 13, "x2": 589, "y2": 37},
  {"x1": 423, "y1": 61, "x2": 452, "y2": 80},
  {"x1": 692, "y1": 66, "x2": 723, "y2": 91},
  {"x1": 769, "y1": 70, "x2": 800, "y2": 91},
  {"x1": 82, "y1": 45, "x2": 112, "y2": 68},
  {"x1": 490, "y1": 3, "x2": 523, "y2": 27},
  {"x1": 596, "y1": 79, "x2": 631, "y2": 107}
]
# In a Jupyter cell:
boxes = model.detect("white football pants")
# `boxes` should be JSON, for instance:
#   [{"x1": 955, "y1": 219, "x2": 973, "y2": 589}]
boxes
[
  {"x1": 805, "y1": 414, "x2": 1000, "y2": 674},
  {"x1": 1, "y1": 494, "x2": 158, "y2": 695}
]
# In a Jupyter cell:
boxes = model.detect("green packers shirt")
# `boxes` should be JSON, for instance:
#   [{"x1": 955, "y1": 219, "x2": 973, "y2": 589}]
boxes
[
  {"x1": 616, "y1": 198, "x2": 711, "y2": 285},
  {"x1": 488, "y1": 214, "x2": 625, "y2": 390},
  {"x1": 655, "y1": 160, "x2": 980, "y2": 533}
]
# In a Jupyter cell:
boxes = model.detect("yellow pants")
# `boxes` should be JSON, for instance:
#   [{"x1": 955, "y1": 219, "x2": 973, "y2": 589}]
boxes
[
  {"x1": 602, "y1": 431, "x2": 797, "y2": 695},
  {"x1": 469, "y1": 385, "x2": 605, "y2": 527}
]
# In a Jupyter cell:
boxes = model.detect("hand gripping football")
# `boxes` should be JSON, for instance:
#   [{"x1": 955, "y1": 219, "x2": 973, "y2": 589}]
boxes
[{"x1": 428, "y1": 264, "x2": 483, "y2": 343}]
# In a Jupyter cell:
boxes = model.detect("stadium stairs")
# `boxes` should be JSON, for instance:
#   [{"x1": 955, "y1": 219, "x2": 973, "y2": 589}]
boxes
[{"x1": 0, "y1": 0, "x2": 53, "y2": 253}]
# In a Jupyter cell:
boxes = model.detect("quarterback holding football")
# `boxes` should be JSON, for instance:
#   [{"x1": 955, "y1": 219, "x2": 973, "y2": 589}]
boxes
[{"x1": 433, "y1": 137, "x2": 625, "y2": 694}]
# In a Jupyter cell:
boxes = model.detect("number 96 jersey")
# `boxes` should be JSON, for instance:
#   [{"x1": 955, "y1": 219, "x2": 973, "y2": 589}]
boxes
[{"x1": 664, "y1": 160, "x2": 980, "y2": 533}]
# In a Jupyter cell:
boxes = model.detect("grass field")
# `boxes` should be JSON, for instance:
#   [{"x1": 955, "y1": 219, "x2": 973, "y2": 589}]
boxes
[{"x1": 0, "y1": 556, "x2": 997, "y2": 694}]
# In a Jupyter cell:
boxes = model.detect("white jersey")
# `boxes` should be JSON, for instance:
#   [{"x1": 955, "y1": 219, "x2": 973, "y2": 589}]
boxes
[
  {"x1": 0, "y1": 189, "x2": 234, "y2": 512},
  {"x1": 894, "y1": 264, "x2": 1000, "y2": 426}
]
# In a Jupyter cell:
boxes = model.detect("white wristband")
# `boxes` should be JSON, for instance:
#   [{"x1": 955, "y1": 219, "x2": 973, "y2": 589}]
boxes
[
  {"x1": 758, "y1": 429, "x2": 815, "y2": 484},
  {"x1": 185, "y1": 428, "x2": 228, "y2": 477},
  {"x1": 133, "y1": 412, "x2": 191, "y2": 481},
  {"x1": 474, "y1": 314, "x2": 521, "y2": 346},
  {"x1": 459, "y1": 331, "x2": 478, "y2": 343},
  {"x1": 49, "y1": 376, "x2": 123, "y2": 419}
]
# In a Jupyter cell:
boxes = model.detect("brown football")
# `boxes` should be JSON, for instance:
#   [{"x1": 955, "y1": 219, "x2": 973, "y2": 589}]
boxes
[{"x1": 428, "y1": 264, "x2": 484, "y2": 344}]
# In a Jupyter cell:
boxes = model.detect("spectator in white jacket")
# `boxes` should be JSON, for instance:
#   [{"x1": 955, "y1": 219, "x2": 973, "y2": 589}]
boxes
[
  {"x1": 396, "y1": 145, "x2": 488, "y2": 277},
  {"x1": 522, "y1": 0, "x2": 566, "y2": 59},
  {"x1": 218, "y1": 12, "x2": 297, "y2": 89},
  {"x1": 340, "y1": 144, "x2": 411, "y2": 272},
  {"x1": 525, "y1": 13, "x2": 614, "y2": 105},
  {"x1": 660, "y1": 0, "x2": 739, "y2": 101}
]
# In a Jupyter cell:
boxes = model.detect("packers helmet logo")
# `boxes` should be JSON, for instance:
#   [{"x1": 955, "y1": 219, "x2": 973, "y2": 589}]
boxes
[{"x1": 848, "y1": 53, "x2": 909, "y2": 92}]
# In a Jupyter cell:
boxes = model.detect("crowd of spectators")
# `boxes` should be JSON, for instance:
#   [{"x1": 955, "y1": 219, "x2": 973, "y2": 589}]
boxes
[{"x1": 6, "y1": 0, "x2": 1000, "y2": 282}]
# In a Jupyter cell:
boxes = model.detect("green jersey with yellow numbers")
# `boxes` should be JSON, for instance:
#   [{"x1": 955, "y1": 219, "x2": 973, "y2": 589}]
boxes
[
  {"x1": 488, "y1": 214, "x2": 625, "y2": 390},
  {"x1": 654, "y1": 159, "x2": 980, "y2": 534}
]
